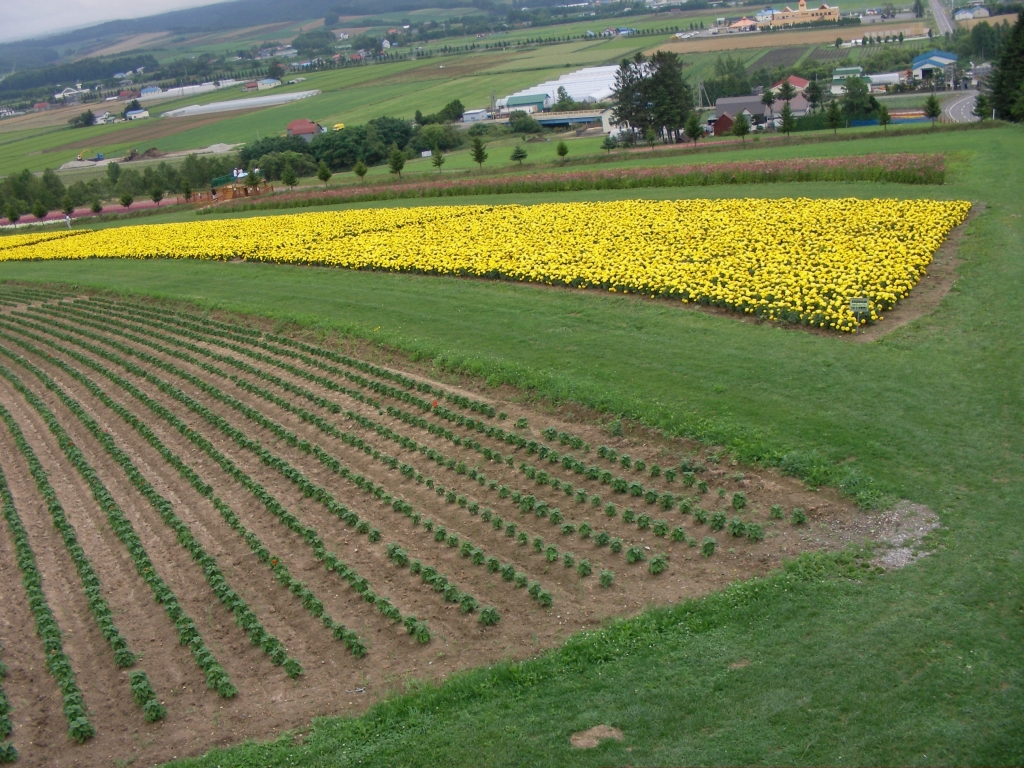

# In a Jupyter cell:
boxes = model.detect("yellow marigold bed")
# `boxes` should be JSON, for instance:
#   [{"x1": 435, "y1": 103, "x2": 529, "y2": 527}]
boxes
[{"x1": 0, "y1": 198, "x2": 971, "y2": 332}]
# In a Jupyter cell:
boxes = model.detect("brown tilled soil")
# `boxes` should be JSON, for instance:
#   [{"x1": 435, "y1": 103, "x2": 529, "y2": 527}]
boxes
[
  {"x1": 650, "y1": 22, "x2": 927, "y2": 54},
  {"x1": 0, "y1": 292, "x2": 918, "y2": 768}
]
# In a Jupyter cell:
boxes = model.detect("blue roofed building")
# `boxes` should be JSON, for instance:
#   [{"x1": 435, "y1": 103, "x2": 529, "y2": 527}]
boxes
[{"x1": 911, "y1": 50, "x2": 957, "y2": 81}]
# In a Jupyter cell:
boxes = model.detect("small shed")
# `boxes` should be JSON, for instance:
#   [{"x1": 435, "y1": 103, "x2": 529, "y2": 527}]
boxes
[
  {"x1": 286, "y1": 118, "x2": 326, "y2": 142},
  {"x1": 713, "y1": 112, "x2": 735, "y2": 136},
  {"x1": 125, "y1": 109, "x2": 150, "y2": 120}
]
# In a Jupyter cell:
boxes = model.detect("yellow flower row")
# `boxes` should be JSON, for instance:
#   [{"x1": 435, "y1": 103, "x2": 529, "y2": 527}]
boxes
[
  {"x1": 0, "y1": 230, "x2": 86, "y2": 251},
  {"x1": 0, "y1": 198, "x2": 971, "y2": 332}
]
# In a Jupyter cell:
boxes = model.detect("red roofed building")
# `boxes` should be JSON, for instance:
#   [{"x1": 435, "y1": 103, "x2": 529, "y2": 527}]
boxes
[
  {"x1": 712, "y1": 112, "x2": 735, "y2": 137},
  {"x1": 286, "y1": 118, "x2": 326, "y2": 142},
  {"x1": 770, "y1": 75, "x2": 810, "y2": 93}
]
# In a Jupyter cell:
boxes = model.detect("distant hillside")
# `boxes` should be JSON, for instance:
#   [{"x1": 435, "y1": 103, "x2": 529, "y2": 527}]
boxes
[{"x1": 0, "y1": 0, "x2": 499, "y2": 72}]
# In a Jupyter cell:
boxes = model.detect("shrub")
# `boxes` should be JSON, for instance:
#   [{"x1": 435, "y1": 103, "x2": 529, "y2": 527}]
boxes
[
  {"x1": 710, "y1": 512, "x2": 727, "y2": 531},
  {"x1": 653, "y1": 520, "x2": 669, "y2": 537},
  {"x1": 478, "y1": 606, "x2": 501, "y2": 626},
  {"x1": 609, "y1": 537, "x2": 623, "y2": 553},
  {"x1": 578, "y1": 522, "x2": 593, "y2": 538},
  {"x1": 728, "y1": 518, "x2": 746, "y2": 537},
  {"x1": 594, "y1": 531, "x2": 610, "y2": 547},
  {"x1": 625, "y1": 546, "x2": 646, "y2": 563},
  {"x1": 621, "y1": 508, "x2": 636, "y2": 524},
  {"x1": 732, "y1": 491, "x2": 747, "y2": 511},
  {"x1": 636, "y1": 514, "x2": 652, "y2": 530},
  {"x1": 577, "y1": 558, "x2": 592, "y2": 577},
  {"x1": 545, "y1": 545, "x2": 559, "y2": 562},
  {"x1": 648, "y1": 553, "x2": 669, "y2": 575},
  {"x1": 561, "y1": 523, "x2": 576, "y2": 536},
  {"x1": 747, "y1": 522, "x2": 764, "y2": 542},
  {"x1": 670, "y1": 526, "x2": 686, "y2": 542},
  {"x1": 563, "y1": 552, "x2": 575, "y2": 568},
  {"x1": 770, "y1": 504, "x2": 784, "y2": 519},
  {"x1": 599, "y1": 570, "x2": 615, "y2": 588},
  {"x1": 792, "y1": 508, "x2": 807, "y2": 525},
  {"x1": 605, "y1": 503, "x2": 617, "y2": 517},
  {"x1": 701, "y1": 537, "x2": 717, "y2": 557}
]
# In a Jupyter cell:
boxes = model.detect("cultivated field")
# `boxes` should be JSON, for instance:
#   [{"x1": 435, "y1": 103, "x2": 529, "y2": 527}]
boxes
[
  {"x1": 651, "y1": 22, "x2": 929, "y2": 54},
  {"x1": 0, "y1": 287, "x2": 873, "y2": 766}
]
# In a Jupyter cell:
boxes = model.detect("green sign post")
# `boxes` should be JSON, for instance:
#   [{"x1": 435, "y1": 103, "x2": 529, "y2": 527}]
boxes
[{"x1": 850, "y1": 297, "x2": 869, "y2": 325}]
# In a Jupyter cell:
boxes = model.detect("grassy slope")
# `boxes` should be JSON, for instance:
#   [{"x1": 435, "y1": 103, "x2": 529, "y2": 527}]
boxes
[{"x1": 1, "y1": 125, "x2": 1022, "y2": 764}]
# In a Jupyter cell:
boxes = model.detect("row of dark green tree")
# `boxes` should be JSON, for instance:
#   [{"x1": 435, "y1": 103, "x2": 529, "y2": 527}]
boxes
[{"x1": 1, "y1": 152, "x2": 236, "y2": 221}]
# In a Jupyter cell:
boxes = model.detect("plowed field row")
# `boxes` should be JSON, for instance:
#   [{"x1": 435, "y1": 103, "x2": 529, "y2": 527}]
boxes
[{"x1": 0, "y1": 286, "x2": 868, "y2": 768}]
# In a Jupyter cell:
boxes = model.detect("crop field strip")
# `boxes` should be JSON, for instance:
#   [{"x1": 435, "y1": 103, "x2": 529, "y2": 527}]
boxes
[
  {"x1": 746, "y1": 46, "x2": 812, "y2": 72},
  {"x1": 33, "y1": 295, "x2": 789, "y2": 563},
  {"x1": 0, "y1": 289, "x2": 865, "y2": 762}
]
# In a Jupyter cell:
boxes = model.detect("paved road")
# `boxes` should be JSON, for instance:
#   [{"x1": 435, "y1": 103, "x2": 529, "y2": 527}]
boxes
[
  {"x1": 944, "y1": 89, "x2": 980, "y2": 122},
  {"x1": 929, "y1": 0, "x2": 954, "y2": 36}
]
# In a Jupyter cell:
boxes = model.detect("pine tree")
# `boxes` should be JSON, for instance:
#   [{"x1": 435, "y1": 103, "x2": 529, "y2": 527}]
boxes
[
  {"x1": 281, "y1": 164, "x2": 298, "y2": 189},
  {"x1": 683, "y1": 112, "x2": 703, "y2": 146},
  {"x1": 471, "y1": 137, "x2": 488, "y2": 170},
  {"x1": 877, "y1": 104, "x2": 891, "y2": 130},
  {"x1": 825, "y1": 99, "x2": 843, "y2": 133},
  {"x1": 510, "y1": 145, "x2": 528, "y2": 165},
  {"x1": 779, "y1": 101, "x2": 796, "y2": 136},
  {"x1": 924, "y1": 93, "x2": 942, "y2": 125},
  {"x1": 353, "y1": 160, "x2": 368, "y2": 182},
  {"x1": 431, "y1": 150, "x2": 446, "y2": 173},
  {"x1": 388, "y1": 149, "x2": 406, "y2": 178},
  {"x1": 730, "y1": 114, "x2": 750, "y2": 142},
  {"x1": 556, "y1": 141, "x2": 569, "y2": 162},
  {"x1": 989, "y1": 12, "x2": 1024, "y2": 121},
  {"x1": 316, "y1": 160, "x2": 332, "y2": 187}
]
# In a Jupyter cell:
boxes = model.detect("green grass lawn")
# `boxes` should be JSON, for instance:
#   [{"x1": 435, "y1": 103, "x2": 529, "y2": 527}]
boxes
[{"x1": 2, "y1": 123, "x2": 1022, "y2": 765}]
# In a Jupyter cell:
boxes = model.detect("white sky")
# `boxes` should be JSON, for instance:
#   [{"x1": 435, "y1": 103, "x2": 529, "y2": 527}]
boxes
[{"x1": 2, "y1": 0, "x2": 228, "y2": 44}]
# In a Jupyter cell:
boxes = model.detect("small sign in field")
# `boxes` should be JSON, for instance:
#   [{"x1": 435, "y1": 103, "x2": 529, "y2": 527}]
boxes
[{"x1": 850, "y1": 297, "x2": 870, "y2": 314}]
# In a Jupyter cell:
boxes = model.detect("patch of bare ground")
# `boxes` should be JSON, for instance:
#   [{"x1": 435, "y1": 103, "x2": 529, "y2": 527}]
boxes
[
  {"x1": 571, "y1": 724, "x2": 624, "y2": 748},
  {"x1": 0, "y1": 293, "x2": 939, "y2": 767}
]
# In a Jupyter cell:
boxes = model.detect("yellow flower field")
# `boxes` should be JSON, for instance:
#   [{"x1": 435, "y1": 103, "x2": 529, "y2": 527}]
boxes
[{"x1": 0, "y1": 198, "x2": 970, "y2": 332}]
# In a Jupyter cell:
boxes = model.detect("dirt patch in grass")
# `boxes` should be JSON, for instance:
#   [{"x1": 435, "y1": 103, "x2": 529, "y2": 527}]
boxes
[{"x1": 571, "y1": 724, "x2": 624, "y2": 748}]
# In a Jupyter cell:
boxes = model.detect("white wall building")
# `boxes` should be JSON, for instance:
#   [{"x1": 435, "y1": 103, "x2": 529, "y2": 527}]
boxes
[{"x1": 496, "y1": 65, "x2": 620, "y2": 111}]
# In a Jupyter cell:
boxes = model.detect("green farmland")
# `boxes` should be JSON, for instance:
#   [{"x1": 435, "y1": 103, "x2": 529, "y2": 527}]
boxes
[{"x1": 2, "y1": 122, "x2": 1022, "y2": 766}]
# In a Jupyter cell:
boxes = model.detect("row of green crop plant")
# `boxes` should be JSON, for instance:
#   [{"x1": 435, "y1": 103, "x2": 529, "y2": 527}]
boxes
[
  {"x1": 48, "y1": 302, "x2": 736, "y2": 574},
  {"x1": 44, "y1": 302, "x2": 678, "y2": 576},
  {"x1": 0, "y1": 414, "x2": 95, "y2": 744},
  {"x1": 0, "y1": 347, "x2": 304, "y2": 679},
  {"x1": 0, "y1": 387, "x2": 169, "y2": 728},
  {"x1": 0, "y1": 328, "x2": 368, "y2": 657},
  {"x1": 0, "y1": 640, "x2": 14, "y2": 763},
  {"x1": 83, "y1": 298, "x2": 497, "y2": 418},
  {"x1": 0, "y1": 321, "x2": 420, "y2": 651},
  {"x1": 5, "y1": 315, "x2": 482, "y2": 634},
  {"x1": 36, "y1": 304, "x2": 623, "y2": 590},
  {"x1": 0, "y1": 388, "x2": 137, "y2": 669},
  {"x1": 0, "y1": 359, "x2": 239, "y2": 699},
  {"x1": 31, "y1": 309, "x2": 525, "y2": 618}
]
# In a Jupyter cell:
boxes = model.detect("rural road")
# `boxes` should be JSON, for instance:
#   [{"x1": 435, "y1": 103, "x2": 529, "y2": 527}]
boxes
[
  {"x1": 944, "y1": 89, "x2": 980, "y2": 122},
  {"x1": 929, "y1": 0, "x2": 954, "y2": 36}
]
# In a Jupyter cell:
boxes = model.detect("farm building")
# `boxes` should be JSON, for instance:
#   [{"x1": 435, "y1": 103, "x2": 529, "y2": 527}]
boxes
[
  {"x1": 911, "y1": 50, "x2": 957, "y2": 81},
  {"x1": 866, "y1": 71, "x2": 903, "y2": 90},
  {"x1": 286, "y1": 118, "x2": 326, "y2": 141},
  {"x1": 140, "y1": 86, "x2": 161, "y2": 96},
  {"x1": 712, "y1": 112, "x2": 735, "y2": 136},
  {"x1": 757, "y1": 0, "x2": 839, "y2": 27},
  {"x1": 831, "y1": 65, "x2": 864, "y2": 94},
  {"x1": 257, "y1": 78, "x2": 282, "y2": 91},
  {"x1": 125, "y1": 109, "x2": 149, "y2": 120},
  {"x1": 715, "y1": 95, "x2": 770, "y2": 120},
  {"x1": 729, "y1": 17, "x2": 759, "y2": 31},
  {"x1": 497, "y1": 66, "x2": 619, "y2": 112},
  {"x1": 770, "y1": 75, "x2": 809, "y2": 93},
  {"x1": 462, "y1": 108, "x2": 490, "y2": 122}
]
